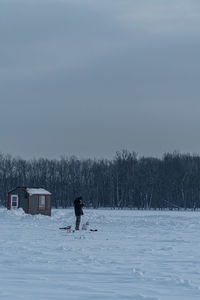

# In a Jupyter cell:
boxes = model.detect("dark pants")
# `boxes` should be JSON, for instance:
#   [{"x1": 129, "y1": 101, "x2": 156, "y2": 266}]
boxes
[{"x1": 75, "y1": 216, "x2": 81, "y2": 230}]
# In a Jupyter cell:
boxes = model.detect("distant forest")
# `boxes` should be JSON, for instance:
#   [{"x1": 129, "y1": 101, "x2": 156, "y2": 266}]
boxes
[{"x1": 1, "y1": 150, "x2": 200, "y2": 209}]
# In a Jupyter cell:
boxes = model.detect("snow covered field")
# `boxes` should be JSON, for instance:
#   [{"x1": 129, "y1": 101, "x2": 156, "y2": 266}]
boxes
[{"x1": 0, "y1": 208, "x2": 200, "y2": 300}]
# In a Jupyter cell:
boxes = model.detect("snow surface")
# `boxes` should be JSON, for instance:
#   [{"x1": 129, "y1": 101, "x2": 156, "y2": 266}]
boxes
[
  {"x1": 0, "y1": 208, "x2": 200, "y2": 300},
  {"x1": 26, "y1": 188, "x2": 51, "y2": 195}
]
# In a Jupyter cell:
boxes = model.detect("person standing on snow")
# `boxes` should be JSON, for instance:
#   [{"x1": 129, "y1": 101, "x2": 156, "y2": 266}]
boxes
[{"x1": 74, "y1": 196, "x2": 84, "y2": 230}]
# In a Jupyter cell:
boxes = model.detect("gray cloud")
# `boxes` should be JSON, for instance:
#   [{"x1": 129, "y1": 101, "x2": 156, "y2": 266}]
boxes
[{"x1": 1, "y1": 0, "x2": 200, "y2": 159}]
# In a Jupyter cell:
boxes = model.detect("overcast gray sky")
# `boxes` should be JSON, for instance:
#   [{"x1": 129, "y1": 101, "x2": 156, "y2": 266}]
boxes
[{"x1": 1, "y1": 0, "x2": 200, "y2": 159}]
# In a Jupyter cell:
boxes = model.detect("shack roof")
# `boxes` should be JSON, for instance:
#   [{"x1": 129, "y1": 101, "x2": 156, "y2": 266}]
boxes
[
  {"x1": 8, "y1": 187, "x2": 52, "y2": 195},
  {"x1": 26, "y1": 188, "x2": 51, "y2": 195}
]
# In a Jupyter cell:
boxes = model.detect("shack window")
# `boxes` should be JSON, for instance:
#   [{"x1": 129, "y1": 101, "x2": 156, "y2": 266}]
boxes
[
  {"x1": 39, "y1": 195, "x2": 46, "y2": 210},
  {"x1": 11, "y1": 195, "x2": 18, "y2": 208},
  {"x1": 12, "y1": 196, "x2": 17, "y2": 207}
]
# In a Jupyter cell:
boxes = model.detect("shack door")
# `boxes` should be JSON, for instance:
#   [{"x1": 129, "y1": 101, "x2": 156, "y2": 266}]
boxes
[{"x1": 11, "y1": 194, "x2": 19, "y2": 209}]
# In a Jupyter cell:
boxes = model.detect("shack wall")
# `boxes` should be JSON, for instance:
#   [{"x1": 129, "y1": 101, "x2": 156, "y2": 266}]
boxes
[
  {"x1": 8, "y1": 187, "x2": 28, "y2": 213},
  {"x1": 29, "y1": 194, "x2": 51, "y2": 216}
]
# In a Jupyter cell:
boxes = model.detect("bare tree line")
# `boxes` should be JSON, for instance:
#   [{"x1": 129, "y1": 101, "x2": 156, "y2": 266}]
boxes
[{"x1": 1, "y1": 150, "x2": 200, "y2": 209}]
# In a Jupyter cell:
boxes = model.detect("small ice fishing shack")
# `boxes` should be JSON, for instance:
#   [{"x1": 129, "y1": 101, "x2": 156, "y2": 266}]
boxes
[{"x1": 7, "y1": 187, "x2": 52, "y2": 216}]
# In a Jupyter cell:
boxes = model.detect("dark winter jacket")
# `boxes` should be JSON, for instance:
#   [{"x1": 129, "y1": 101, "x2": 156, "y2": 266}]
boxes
[{"x1": 74, "y1": 198, "x2": 84, "y2": 216}]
